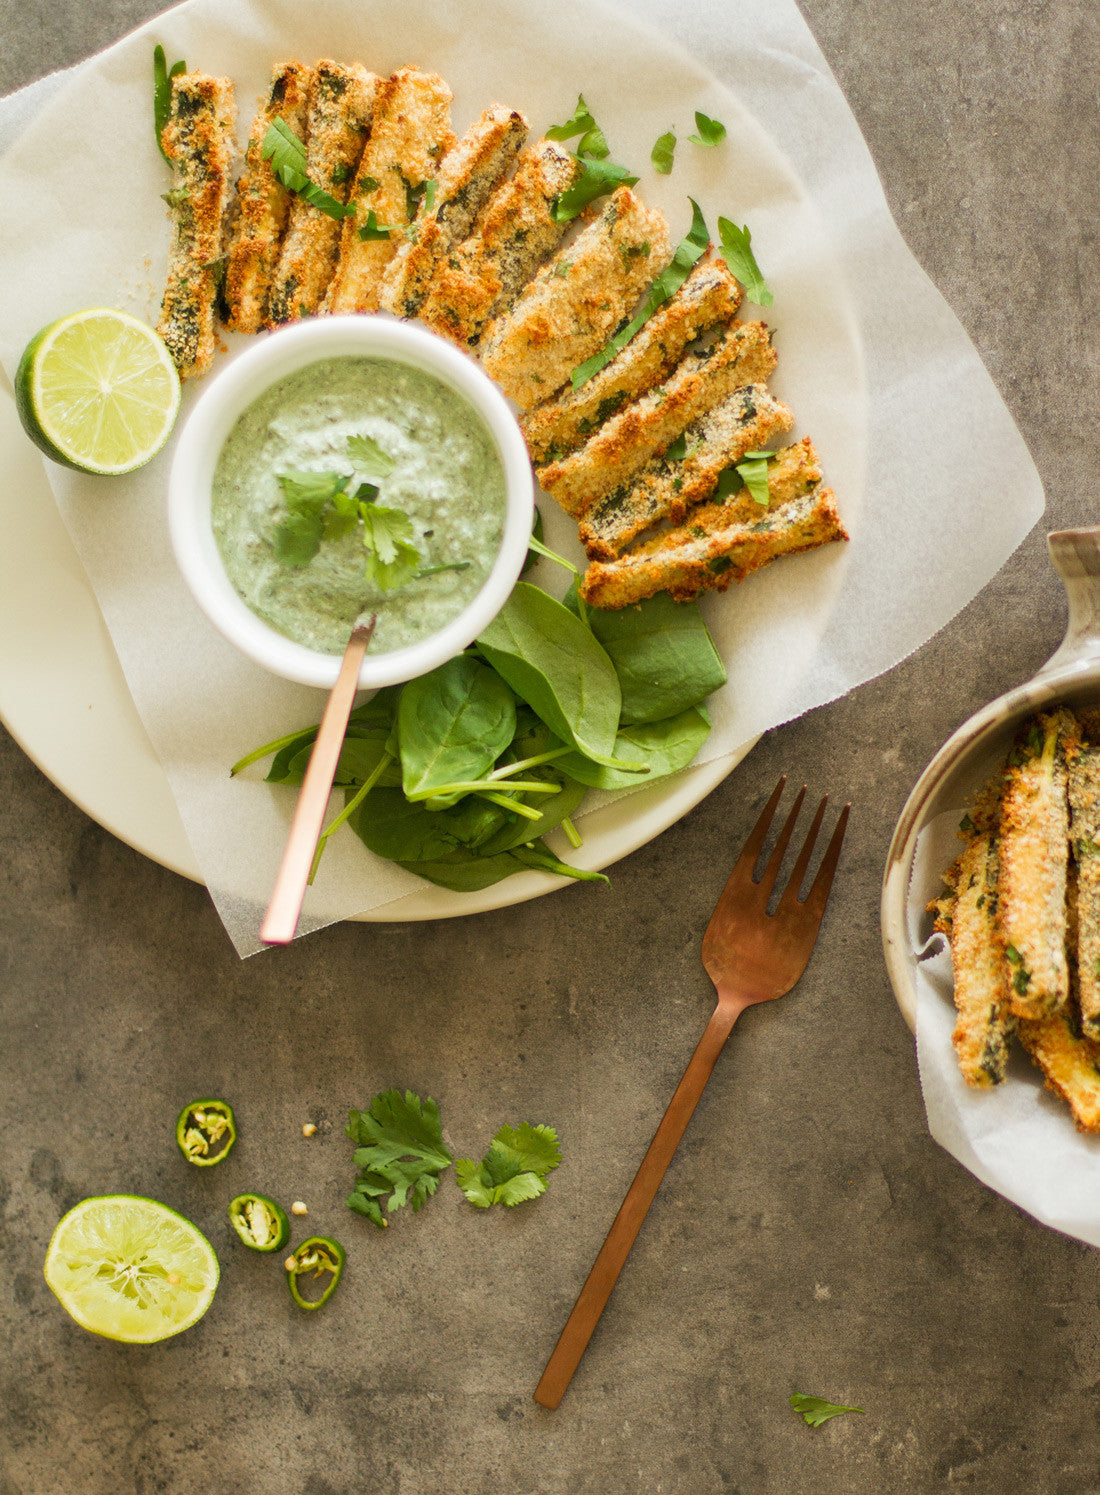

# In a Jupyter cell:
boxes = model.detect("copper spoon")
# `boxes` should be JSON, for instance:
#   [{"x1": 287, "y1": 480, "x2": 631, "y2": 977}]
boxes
[{"x1": 259, "y1": 613, "x2": 377, "y2": 945}]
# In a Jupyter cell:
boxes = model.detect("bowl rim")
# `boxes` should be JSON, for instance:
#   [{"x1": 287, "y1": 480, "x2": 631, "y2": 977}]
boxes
[{"x1": 167, "y1": 315, "x2": 534, "y2": 690}]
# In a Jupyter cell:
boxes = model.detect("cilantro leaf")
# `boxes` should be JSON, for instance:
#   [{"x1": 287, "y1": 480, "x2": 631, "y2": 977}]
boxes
[
  {"x1": 734, "y1": 450, "x2": 773, "y2": 506},
  {"x1": 261, "y1": 117, "x2": 355, "y2": 222},
  {"x1": 346, "y1": 1089, "x2": 453, "y2": 1228},
  {"x1": 552, "y1": 156, "x2": 638, "y2": 224},
  {"x1": 358, "y1": 208, "x2": 399, "y2": 242},
  {"x1": 272, "y1": 470, "x2": 348, "y2": 567},
  {"x1": 545, "y1": 95, "x2": 609, "y2": 160},
  {"x1": 717, "y1": 216, "x2": 773, "y2": 306},
  {"x1": 347, "y1": 433, "x2": 396, "y2": 478},
  {"x1": 570, "y1": 198, "x2": 710, "y2": 388},
  {"x1": 688, "y1": 111, "x2": 727, "y2": 147},
  {"x1": 789, "y1": 1394, "x2": 863, "y2": 1428},
  {"x1": 360, "y1": 505, "x2": 422, "y2": 590},
  {"x1": 651, "y1": 130, "x2": 676, "y2": 175},
  {"x1": 153, "y1": 45, "x2": 186, "y2": 164},
  {"x1": 456, "y1": 1123, "x2": 561, "y2": 1209}
]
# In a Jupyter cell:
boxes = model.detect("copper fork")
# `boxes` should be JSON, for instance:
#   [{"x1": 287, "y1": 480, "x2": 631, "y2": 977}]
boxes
[{"x1": 533, "y1": 777, "x2": 850, "y2": 1410}]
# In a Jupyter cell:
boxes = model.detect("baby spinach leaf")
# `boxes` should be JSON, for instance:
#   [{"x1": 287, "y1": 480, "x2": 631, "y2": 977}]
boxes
[
  {"x1": 397, "y1": 656, "x2": 517, "y2": 801},
  {"x1": 476, "y1": 583, "x2": 644, "y2": 772},
  {"x1": 585, "y1": 593, "x2": 727, "y2": 724},
  {"x1": 349, "y1": 787, "x2": 510, "y2": 863},
  {"x1": 393, "y1": 837, "x2": 603, "y2": 891},
  {"x1": 476, "y1": 769, "x2": 586, "y2": 856},
  {"x1": 557, "y1": 706, "x2": 711, "y2": 790}
]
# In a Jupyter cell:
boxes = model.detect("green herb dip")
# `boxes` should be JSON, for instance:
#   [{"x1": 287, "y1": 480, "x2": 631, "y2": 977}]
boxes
[{"x1": 211, "y1": 356, "x2": 506, "y2": 655}]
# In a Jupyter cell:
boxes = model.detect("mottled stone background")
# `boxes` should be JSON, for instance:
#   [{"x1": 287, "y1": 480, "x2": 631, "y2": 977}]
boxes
[{"x1": 2, "y1": 2, "x2": 1099, "y2": 1491}]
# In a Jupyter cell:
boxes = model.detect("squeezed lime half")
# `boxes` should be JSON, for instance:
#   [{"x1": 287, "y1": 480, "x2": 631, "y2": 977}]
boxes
[
  {"x1": 43, "y1": 1195, "x2": 218, "y2": 1342},
  {"x1": 15, "y1": 308, "x2": 180, "y2": 475}
]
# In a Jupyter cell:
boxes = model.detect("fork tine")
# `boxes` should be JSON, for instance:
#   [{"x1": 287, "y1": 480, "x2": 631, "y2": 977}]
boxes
[
  {"x1": 753, "y1": 784, "x2": 806, "y2": 902},
  {"x1": 802, "y1": 802, "x2": 851, "y2": 918},
  {"x1": 776, "y1": 794, "x2": 828, "y2": 913},
  {"x1": 732, "y1": 776, "x2": 787, "y2": 876}
]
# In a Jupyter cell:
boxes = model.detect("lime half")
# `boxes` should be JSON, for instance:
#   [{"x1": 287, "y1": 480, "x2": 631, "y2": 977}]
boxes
[
  {"x1": 43, "y1": 1195, "x2": 218, "y2": 1343},
  {"x1": 15, "y1": 308, "x2": 181, "y2": 475}
]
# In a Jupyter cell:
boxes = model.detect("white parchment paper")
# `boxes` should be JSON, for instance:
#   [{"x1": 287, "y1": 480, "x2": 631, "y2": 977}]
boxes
[{"x1": 0, "y1": 0, "x2": 1044, "y2": 955}]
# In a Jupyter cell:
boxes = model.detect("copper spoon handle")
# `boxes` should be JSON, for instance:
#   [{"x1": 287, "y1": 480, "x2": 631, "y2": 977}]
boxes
[
  {"x1": 259, "y1": 615, "x2": 377, "y2": 945},
  {"x1": 533, "y1": 1001, "x2": 740, "y2": 1409}
]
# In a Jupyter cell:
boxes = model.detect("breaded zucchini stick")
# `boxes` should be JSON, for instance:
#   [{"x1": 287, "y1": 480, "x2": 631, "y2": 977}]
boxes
[
  {"x1": 520, "y1": 256, "x2": 743, "y2": 465},
  {"x1": 379, "y1": 104, "x2": 528, "y2": 319},
  {"x1": 418, "y1": 137, "x2": 579, "y2": 347},
  {"x1": 578, "y1": 390, "x2": 799, "y2": 559},
  {"x1": 537, "y1": 320, "x2": 777, "y2": 519},
  {"x1": 997, "y1": 710, "x2": 1078, "y2": 1019},
  {"x1": 1069, "y1": 740, "x2": 1100, "y2": 1037},
  {"x1": 324, "y1": 67, "x2": 455, "y2": 316},
  {"x1": 156, "y1": 72, "x2": 237, "y2": 380},
  {"x1": 479, "y1": 187, "x2": 672, "y2": 411},
  {"x1": 266, "y1": 61, "x2": 378, "y2": 326},
  {"x1": 580, "y1": 484, "x2": 846, "y2": 608},
  {"x1": 929, "y1": 798, "x2": 1016, "y2": 1086},
  {"x1": 223, "y1": 61, "x2": 313, "y2": 334},
  {"x1": 1017, "y1": 1010, "x2": 1100, "y2": 1131}
]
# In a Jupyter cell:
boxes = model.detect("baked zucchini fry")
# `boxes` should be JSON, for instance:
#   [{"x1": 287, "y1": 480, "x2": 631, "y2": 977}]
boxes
[
  {"x1": 156, "y1": 72, "x2": 237, "y2": 380},
  {"x1": 479, "y1": 187, "x2": 672, "y2": 411},
  {"x1": 520, "y1": 256, "x2": 744, "y2": 465},
  {"x1": 930, "y1": 805, "x2": 1015, "y2": 1087},
  {"x1": 997, "y1": 710, "x2": 1078, "y2": 1019},
  {"x1": 324, "y1": 67, "x2": 455, "y2": 316},
  {"x1": 418, "y1": 137, "x2": 579, "y2": 347},
  {"x1": 1069, "y1": 742, "x2": 1100, "y2": 1037},
  {"x1": 579, "y1": 484, "x2": 846, "y2": 608},
  {"x1": 578, "y1": 390, "x2": 799, "y2": 559},
  {"x1": 223, "y1": 61, "x2": 313, "y2": 334},
  {"x1": 1017, "y1": 1010, "x2": 1100, "y2": 1131},
  {"x1": 266, "y1": 61, "x2": 378, "y2": 326},
  {"x1": 379, "y1": 104, "x2": 528, "y2": 319},
  {"x1": 537, "y1": 320, "x2": 777, "y2": 519}
]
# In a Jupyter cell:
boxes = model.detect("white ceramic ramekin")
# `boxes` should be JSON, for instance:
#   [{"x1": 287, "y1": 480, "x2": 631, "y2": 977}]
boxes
[
  {"x1": 168, "y1": 316, "x2": 534, "y2": 689},
  {"x1": 881, "y1": 527, "x2": 1100, "y2": 1031}
]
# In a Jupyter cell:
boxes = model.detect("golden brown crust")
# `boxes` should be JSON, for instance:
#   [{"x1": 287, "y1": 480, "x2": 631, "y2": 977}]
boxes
[
  {"x1": 520, "y1": 256, "x2": 744, "y2": 465},
  {"x1": 997, "y1": 710, "x2": 1078, "y2": 1019},
  {"x1": 578, "y1": 389, "x2": 800, "y2": 559},
  {"x1": 418, "y1": 137, "x2": 579, "y2": 347},
  {"x1": 223, "y1": 61, "x2": 314, "y2": 334},
  {"x1": 1069, "y1": 743, "x2": 1100, "y2": 1037},
  {"x1": 1017, "y1": 1009, "x2": 1100, "y2": 1131},
  {"x1": 156, "y1": 72, "x2": 237, "y2": 380},
  {"x1": 324, "y1": 67, "x2": 455, "y2": 316},
  {"x1": 538, "y1": 321, "x2": 778, "y2": 519},
  {"x1": 580, "y1": 485, "x2": 847, "y2": 608},
  {"x1": 479, "y1": 187, "x2": 672, "y2": 411},
  {"x1": 379, "y1": 105, "x2": 529, "y2": 319},
  {"x1": 266, "y1": 61, "x2": 378, "y2": 326}
]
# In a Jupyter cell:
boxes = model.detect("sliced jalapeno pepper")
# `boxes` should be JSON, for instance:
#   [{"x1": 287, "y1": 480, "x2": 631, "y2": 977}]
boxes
[
  {"x1": 176, "y1": 1098, "x2": 236, "y2": 1166},
  {"x1": 228, "y1": 1193, "x2": 290, "y2": 1252},
  {"x1": 285, "y1": 1236, "x2": 345, "y2": 1310}
]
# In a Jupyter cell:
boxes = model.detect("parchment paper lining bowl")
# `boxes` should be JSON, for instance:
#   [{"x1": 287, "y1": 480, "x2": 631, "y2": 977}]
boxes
[{"x1": 882, "y1": 527, "x2": 1100, "y2": 1031}]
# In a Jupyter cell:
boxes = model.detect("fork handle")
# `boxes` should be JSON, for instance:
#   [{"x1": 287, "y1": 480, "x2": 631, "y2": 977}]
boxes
[{"x1": 534, "y1": 1001, "x2": 741, "y2": 1409}]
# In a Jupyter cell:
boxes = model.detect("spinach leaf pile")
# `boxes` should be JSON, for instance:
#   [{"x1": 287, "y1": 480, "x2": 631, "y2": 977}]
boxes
[{"x1": 234, "y1": 576, "x2": 726, "y2": 892}]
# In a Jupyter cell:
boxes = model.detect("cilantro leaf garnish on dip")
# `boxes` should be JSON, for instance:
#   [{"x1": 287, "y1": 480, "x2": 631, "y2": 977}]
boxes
[{"x1": 211, "y1": 356, "x2": 506, "y2": 656}]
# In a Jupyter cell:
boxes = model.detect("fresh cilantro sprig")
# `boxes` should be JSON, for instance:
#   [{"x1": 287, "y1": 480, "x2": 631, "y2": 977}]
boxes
[
  {"x1": 546, "y1": 94, "x2": 609, "y2": 159},
  {"x1": 688, "y1": 111, "x2": 727, "y2": 147},
  {"x1": 789, "y1": 1393, "x2": 863, "y2": 1428},
  {"x1": 262, "y1": 117, "x2": 356, "y2": 222},
  {"x1": 271, "y1": 435, "x2": 422, "y2": 590},
  {"x1": 153, "y1": 45, "x2": 186, "y2": 163},
  {"x1": 346, "y1": 1089, "x2": 454, "y2": 1228},
  {"x1": 456, "y1": 1123, "x2": 561, "y2": 1208},
  {"x1": 651, "y1": 130, "x2": 676, "y2": 176},
  {"x1": 717, "y1": 216, "x2": 773, "y2": 306},
  {"x1": 571, "y1": 197, "x2": 710, "y2": 389}
]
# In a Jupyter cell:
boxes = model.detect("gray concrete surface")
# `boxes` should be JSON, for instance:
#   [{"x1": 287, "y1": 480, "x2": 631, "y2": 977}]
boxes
[{"x1": 2, "y1": 2, "x2": 1099, "y2": 1491}]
